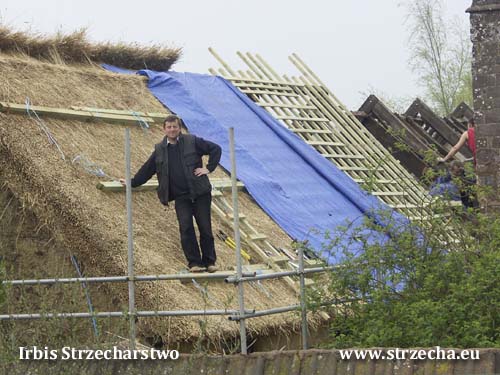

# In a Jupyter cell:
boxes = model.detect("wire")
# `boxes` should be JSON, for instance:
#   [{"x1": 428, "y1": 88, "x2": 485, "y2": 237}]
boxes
[
  {"x1": 71, "y1": 154, "x2": 115, "y2": 179},
  {"x1": 25, "y1": 97, "x2": 66, "y2": 160}
]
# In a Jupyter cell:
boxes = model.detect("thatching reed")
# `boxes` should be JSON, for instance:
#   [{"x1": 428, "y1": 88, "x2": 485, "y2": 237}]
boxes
[
  {"x1": 0, "y1": 26, "x2": 181, "y2": 70},
  {"x1": 0, "y1": 51, "x2": 325, "y2": 349}
]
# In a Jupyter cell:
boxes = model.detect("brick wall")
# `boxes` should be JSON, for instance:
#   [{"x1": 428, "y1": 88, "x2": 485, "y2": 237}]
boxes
[{"x1": 468, "y1": 0, "x2": 500, "y2": 212}]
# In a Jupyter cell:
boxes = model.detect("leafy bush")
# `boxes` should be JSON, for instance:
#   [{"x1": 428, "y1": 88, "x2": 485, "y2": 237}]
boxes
[{"x1": 313, "y1": 201, "x2": 500, "y2": 348}]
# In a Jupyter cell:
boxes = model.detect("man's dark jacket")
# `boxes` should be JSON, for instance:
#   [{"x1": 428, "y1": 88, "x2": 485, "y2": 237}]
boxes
[{"x1": 131, "y1": 134, "x2": 222, "y2": 205}]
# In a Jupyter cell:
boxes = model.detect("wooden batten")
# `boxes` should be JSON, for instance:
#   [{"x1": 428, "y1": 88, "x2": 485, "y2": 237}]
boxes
[
  {"x1": 70, "y1": 106, "x2": 168, "y2": 123},
  {"x1": 0, "y1": 102, "x2": 158, "y2": 126},
  {"x1": 97, "y1": 178, "x2": 245, "y2": 192}
]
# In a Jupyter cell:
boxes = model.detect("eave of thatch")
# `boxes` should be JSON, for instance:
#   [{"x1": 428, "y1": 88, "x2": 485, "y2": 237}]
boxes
[{"x1": 0, "y1": 26, "x2": 182, "y2": 70}]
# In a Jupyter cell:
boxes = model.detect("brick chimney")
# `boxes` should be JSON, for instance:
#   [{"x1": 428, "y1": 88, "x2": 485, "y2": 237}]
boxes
[{"x1": 467, "y1": 0, "x2": 500, "y2": 212}]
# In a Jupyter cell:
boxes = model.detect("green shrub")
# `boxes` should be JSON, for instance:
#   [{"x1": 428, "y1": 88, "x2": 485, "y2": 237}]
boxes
[{"x1": 314, "y1": 201, "x2": 500, "y2": 348}]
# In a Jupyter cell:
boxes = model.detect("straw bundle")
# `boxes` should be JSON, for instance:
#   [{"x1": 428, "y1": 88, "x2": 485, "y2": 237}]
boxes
[{"x1": 0, "y1": 26, "x2": 181, "y2": 70}]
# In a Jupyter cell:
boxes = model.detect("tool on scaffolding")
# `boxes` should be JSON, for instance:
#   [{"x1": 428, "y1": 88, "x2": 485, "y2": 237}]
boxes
[{"x1": 217, "y1": 230, "x2": 251, "y2": 261}]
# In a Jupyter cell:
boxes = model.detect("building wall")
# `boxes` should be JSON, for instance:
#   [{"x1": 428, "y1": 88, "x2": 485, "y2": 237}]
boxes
[
  {"x1": 3, "y1": 348, "x2": 499, "y2": 375},
  {"x1": 468, "y1": 0, "x2": 500, "y2": 211}
]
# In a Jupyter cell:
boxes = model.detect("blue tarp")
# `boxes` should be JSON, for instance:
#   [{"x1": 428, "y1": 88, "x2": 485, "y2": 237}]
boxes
[{"x1": 104, "y1": 65, "x2": 408, "y2": 262}]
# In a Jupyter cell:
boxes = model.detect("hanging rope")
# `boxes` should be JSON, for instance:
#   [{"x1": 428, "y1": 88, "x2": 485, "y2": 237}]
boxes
[{"x1": 25, "y1": 97, "x2": 66, "y2": 160}]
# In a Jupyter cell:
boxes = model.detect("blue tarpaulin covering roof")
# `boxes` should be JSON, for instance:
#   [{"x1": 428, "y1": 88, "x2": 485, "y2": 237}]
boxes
[{"x1": 104, "y1": 65, "x2": 408, "y2": 262}]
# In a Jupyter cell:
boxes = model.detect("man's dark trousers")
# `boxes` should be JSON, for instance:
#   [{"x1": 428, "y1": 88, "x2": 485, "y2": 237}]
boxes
[{"x1": 174, "y1": 193, "x2": 216, "y2": 268}]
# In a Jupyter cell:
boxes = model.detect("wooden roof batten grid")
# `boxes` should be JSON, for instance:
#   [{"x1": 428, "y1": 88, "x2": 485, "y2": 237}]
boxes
[{"x1": 208, "y1": 49, "x2": 435, "y2": 220}]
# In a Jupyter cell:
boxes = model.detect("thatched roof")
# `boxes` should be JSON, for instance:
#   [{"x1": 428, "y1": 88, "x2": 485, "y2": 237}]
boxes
[
  {"x1": 0, "y1": 26, "x2": 182, "y2": 71},
  {"x1": 0, "y1": 48, "x2": 323, "y2": 347}
]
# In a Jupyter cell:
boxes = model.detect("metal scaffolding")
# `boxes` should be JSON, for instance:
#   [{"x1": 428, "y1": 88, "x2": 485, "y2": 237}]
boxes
[{"x1": 0, "y1": 127, "x2": 335, "y2": 353}]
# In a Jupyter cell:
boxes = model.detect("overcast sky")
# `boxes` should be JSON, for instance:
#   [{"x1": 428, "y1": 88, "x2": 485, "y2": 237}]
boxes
[{"x1": 1, "y1": 0, "x2": 472, "y2": 109}]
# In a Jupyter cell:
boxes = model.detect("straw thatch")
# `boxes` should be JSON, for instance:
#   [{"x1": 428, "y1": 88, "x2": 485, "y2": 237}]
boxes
[
  {"x1": 0, "y1": 26, "x2": 181, "y2": 70},
  {"x1": 0, "y1": 50, "x2": 324, "y2": 348}
]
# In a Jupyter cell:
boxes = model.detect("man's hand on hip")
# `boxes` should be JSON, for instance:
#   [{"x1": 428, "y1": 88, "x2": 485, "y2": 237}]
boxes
[{"x1": 194, "y1": 167, "x2": 209, "y2": 176}]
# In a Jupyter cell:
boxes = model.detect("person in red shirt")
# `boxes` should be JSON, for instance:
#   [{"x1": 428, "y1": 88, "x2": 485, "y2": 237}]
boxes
[{"x1": 439, "y1": 118, "x2": 476, "y2": 164}]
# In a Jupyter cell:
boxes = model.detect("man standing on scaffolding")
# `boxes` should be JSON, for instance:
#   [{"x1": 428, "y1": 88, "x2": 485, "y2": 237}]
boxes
[{"x1": 121, "y1": 115, "x2": 221, "y2": 273}]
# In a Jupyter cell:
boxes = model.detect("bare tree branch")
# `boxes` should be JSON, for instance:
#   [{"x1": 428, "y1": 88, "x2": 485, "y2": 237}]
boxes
[{"x1": 405, "y1": 0, "x2": 472, "y2": 115}]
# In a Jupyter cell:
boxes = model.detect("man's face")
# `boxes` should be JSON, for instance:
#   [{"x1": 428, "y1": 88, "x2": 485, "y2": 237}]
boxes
[{"x1": 164, "y1": 120, "x2": 181, "y2": 140}]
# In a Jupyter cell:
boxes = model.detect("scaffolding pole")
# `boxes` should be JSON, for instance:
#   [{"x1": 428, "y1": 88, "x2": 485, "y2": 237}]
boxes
[
  {"x1": 125, "y1": 127, "x2": 136, "y2": 350},
  {"x1": 228, "y1": 298, "x2": 355, "y2": 321},
  {"x1": 229, "y1": 305, "x2": 299, "y2": 321},
  {"x1": 298, "y1": 245, "x2": 308, "y2": 350},
  {"x1": 225, "y1": 266, "x2": 336, "y2": 283},
  {"x1": 229, "y1": 127, "x2": 247, "y2": 354},
  {"x1": 0, "y1": 309, "x2": 252, "y2": 320},
  {"x1": 2, "y1": 271, "x2": 257, "y2": 286}
]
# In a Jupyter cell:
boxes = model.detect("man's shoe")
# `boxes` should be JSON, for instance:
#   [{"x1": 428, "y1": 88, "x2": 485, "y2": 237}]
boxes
[
  {"x1": 189, "y1": 265, "x2": 206, "y2": 273},
  {"x1": 207, "y1": 265, "x2": 218, "y2": 273}
]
